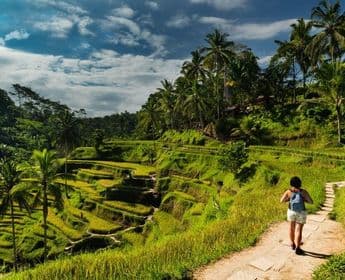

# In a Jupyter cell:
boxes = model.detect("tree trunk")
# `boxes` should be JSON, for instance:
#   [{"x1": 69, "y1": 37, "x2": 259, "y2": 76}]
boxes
[
  {"x1": 303, "y1": 73, "x2": 307, "y2": 98},
  {"x1": 64, "y1": 146, "x2": 68, "y2": 198},
  {"x1": 292, "y1": 58, "x2": 297, "y2": 103},
  {"x1": 336, "y1": 105, "x2": 342, "y2": 144},
  {"x1": 43, "y1": 182, "x2": 48, "y2": 261},
  {"x1": 10, "y1": 199, "x2": 17, "y2": 272}
]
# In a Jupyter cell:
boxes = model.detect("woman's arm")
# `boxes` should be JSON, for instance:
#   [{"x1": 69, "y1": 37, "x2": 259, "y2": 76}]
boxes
[
  {"x1": 302, "y1": 190, "x2": 313, "y2": 204},
  {"x1": 280, "y1": 190, "x2": 290, "y2": 203}
]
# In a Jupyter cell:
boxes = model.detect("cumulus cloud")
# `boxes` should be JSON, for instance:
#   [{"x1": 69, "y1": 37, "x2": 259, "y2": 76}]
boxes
[
  {"x1": 112, "y1": 5, "x2": 135, "y2": 18},
  {"x1": 198, "y1": 16, "x2": 297, "y2": 40},
  {"x1": 4, "y1": 30, "x2": 30, "y2": 41},
  {"x1": 190, "y1": 0, "x2": 247, "y2": 10},
  {"x1": 77, "y1": 17, "x2": 94, "y2": 36},
  {"x1": 34, "y1": 16, "x2": 74, "y2": 38},
  {"x1": 31, "y1": 0, "x2": 87, "y2": 15},
  {"x1": 102, "y1": 11, "x2": 166, "y2": 56},
  {"x1": 232, "y1": 19, "x2": 298, "y2": 40},
  {"x1": 145, "y1": 1, "x2": 159, "y2": 10},
  {"x1": 166, "y1": 15, "x2": 191, "y2": 28},
  {"x1": 0, "y1": 29, "x2": 30, "y2": 46},
  {"x1": 258, "y1": 55, "x2": 273, "y2": 67},
  {"x1": 0, "y1": 46, "x2": 183, "y2": 116},
  {"x1": 31, "y1": 0, "x2": 93, "y2": 38}
]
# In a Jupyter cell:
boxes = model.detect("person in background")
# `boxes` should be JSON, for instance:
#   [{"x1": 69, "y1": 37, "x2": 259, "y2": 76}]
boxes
[{"x1": 280, "y1": 176, "x2": 313, "y2": 255}]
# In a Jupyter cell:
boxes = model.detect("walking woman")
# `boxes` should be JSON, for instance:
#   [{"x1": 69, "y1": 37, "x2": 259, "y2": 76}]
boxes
[{"x1": 280, "y1": 176, "x2": 313, "y2": 255}]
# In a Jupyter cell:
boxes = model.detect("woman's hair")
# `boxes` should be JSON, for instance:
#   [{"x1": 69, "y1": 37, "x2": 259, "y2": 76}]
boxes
[{"x1": 290, "y1": 176, "x2": 302, "y2": 188}]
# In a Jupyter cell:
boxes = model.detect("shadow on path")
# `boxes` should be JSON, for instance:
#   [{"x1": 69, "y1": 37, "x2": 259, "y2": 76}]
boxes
[{"x1": 302, "y1": 250, "x2": 332, "y2": 259}]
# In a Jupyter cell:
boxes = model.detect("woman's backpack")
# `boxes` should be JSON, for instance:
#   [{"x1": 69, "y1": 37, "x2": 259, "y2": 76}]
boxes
[{"x1": 290, "y1": 191, "x2": 305, "y2": 212}]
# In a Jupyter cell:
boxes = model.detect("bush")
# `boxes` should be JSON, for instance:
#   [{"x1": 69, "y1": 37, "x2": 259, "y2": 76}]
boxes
[
  {"x1": 313, "y1": 253, "x2": 345, "y2": 279},
  {"x1": 160, "y1": 130, "x2": 206, "y2": 145},
  {"x1": 218, "y1": 141, "x2": 248, "y2": 174}
]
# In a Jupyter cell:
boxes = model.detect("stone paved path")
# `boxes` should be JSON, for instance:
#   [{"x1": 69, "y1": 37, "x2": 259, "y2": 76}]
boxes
[{"x1": 194, "y1": 182, "x2": 345, "y2": 280}]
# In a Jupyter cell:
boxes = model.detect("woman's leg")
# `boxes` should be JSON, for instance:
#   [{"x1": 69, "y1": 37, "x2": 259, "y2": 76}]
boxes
[
  {"x1": 295, "y1": 222, "x2": 304, "y2": 248},
  {"x1": 290, "y1": 221, "x2": 296, "y2": 247}
]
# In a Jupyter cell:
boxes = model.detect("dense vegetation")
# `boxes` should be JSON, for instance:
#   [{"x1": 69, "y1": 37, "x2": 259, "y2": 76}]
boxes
[
  {"x1": 2, "y1": 0, "x2": 345, "y2": 279},
  {"x1": 4, "y1": 140, "x2": 345, "y2": 280},
  {"x1": 136, "y1": 0, "x2": 345, "y2": 146}
]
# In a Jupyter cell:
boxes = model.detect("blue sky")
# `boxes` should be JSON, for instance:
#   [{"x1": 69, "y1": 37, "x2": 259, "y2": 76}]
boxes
[{"x1": 0, "y1": 0, "x2": 342, "y2": 116}]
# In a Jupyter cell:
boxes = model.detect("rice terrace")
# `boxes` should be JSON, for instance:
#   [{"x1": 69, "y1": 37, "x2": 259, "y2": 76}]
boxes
[{"x1": 2, "y1": 0, "x2": 345, "y2": 279}]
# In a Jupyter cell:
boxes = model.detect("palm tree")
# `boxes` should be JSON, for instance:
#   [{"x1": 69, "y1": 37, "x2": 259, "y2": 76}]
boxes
[
  {"x1": 31, "y1": 149, "x2": 62, "y2": 261},
  {"x1": 313, "y1": 62, "x2": 345, "y2": 143},
  {"x1": 182, "y1": 49, "x2": 208, "y2": 83},
  {"x1": 273, "y1": 40, "x2": 298, "y2": 103},
  {"x1": 137, "y1": 94, "x2": 162, "y2": 138},
  {"x1": 157, "y1": 80, "x2": 176, "y2": 129},
  {"x1": 290, "y1": 18, "x2": 313, "y2": 90},
  {"x1": 310, "y1": 0, "x2": 345, "y2": 63},
  {"x1": 182, "y1": 50, "x2": 209, "y2": 128},
  {"x1": 183, "y1": 86, "x2": 208, "y2": 128},
  {"x1": 55, "y1": 110, "x2": 80, "y2": 198},
  {"x1": 0, "y1": 158, "x2": 31, "y2": 271},
  {"x1": 202, "y1": 29, "x2": 236, "y2": 119}
]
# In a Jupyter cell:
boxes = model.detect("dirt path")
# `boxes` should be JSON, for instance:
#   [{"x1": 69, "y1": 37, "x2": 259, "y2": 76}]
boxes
[{"x1": 194, "y1": 182, "x2": 345, "y2": 280}]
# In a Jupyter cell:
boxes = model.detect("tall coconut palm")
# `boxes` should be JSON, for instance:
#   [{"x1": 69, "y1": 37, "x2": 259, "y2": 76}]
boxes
[
  {"x1": 55, "y1": 110, "x2": 80, "y2": 198},
  {"x1": 31, "y1": 149, "x2": 62, "y2": 261},
  {"x1": 0, "y1": 158, "x2": 31, "y2": 271},
  {"x1": 137, "y1": 95, "x2": 162, "y2": 138},
  {"x1": 203, "y1": 29, "x2": 236, "y2": 119},
  {"x1": 310, "y1": 0, "x2": 345, "y2": 63},
  {"x1": 182, "y1": 49, "x2": 208, "y2": 83},
  {"x1": 290, "y1": 18, "x2": 313, "y2": 89},
  {"x1": 182, "y1": 50, "x2": 210, "y2": 128},
  {"x1": 157, "y1": 80, "x2": 176, "y2": 129},
  {"x1": 273, "y1": 40, "x2": 298, "y2": 103},
  {"x1": 313, "y1": 62, "x2": 345, "y2": 143},
  {"x1": 183, "y1": 85, "x2": 208, "y2": 128}
]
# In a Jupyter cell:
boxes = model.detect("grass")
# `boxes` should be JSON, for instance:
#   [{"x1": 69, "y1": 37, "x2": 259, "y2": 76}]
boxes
[
  {"x1": 69, "y1": 160, "x2": 156, "y2": 177},
  {"x1": 313, "y1": 253, "x2": 345, "y2": 279},
  {"x1": 6, "y1": 158, "x2": 333, "y2": 280},
  {"x1": 47, "y1": 211, "x2": 83, "y2": 241},
  {"x1": 4, "y1": 145, "x2": 345, "y2": 279},
  {"x1": 55, "y1": 178, "x2": 100, "y2": 198},
  {"x1": 102, "y1": 201, "x2": 153, "y2": 216},
  {"x1": 65, "y1": 202, "x2": 122, "y2": 234},
  {"x1": 70, "y1": 147, "x2": 98, "y2": 160},
  {"x1": 96, "y1": 179, "x2": 122, "y2": 189},
  {"x1": 77, "y1": 169, "x2": 114, "y2": 180}
]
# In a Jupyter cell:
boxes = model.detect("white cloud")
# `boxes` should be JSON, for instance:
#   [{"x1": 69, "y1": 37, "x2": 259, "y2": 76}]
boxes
[
  {"x1": 0, "y1": 46, "x2": 183, "y2": 116},
  {"x1": 112, "y1": 5, "x2": 135, "y2": 18},
  {"x1": 32, "y1": 0, "x2": 87, "y2": 15},
  {"x1": 77, "y1": 16, "x2": 94, "y2": 36},
  {"x1": 104, "y1": 16, "x2": 141, "y2": 35},
  {"x1": 31, "y1": 0, "x2": 93, "y2": 38},
  {"x1": 258, "y1": 55, "x2": 272, "y2": 67},
  {"x1": 109, "y1": 33, "x2": 140, "y2": 47},
  {"x1": 166, "y1": 15, "x2": 191, "y2": 28},
  {"x1": 4, "y1": 30, "x2": 30, "y2": 41},
  {"x1": 233, "y1": 19, "x2": 298, "y2": 40},
  {"x1": 34, "y1": 16, "x2": 74, "y2": 38},
  {"x1": 145, "y1": 1, "x2": 159, "y2": 10},
  {"x1": 199, "y1": 16, "x2": 232, "y2": 28},
  {"x1": 190, "y1": 0, "x2": 247, "y2": 10},
  {"x1": 198, "y1": 17, "x2": 297, "y2": 40},
  {"x1": 33, "y1": 14, "x2": 94, "y2": 38},
  {"x1": 102, "y1": 13, "x2": 166, "y2": 56}
]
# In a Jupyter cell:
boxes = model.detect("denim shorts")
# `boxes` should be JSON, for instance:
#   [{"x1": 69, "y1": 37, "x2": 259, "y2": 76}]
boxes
[{"x1": 287, "y1": 209, "x2": 307, "y2": 224}]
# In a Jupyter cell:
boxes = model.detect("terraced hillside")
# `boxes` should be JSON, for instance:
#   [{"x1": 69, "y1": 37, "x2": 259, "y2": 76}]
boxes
[{"x1": 4, "y1": 140, "x2": 345, "y2": 279}]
